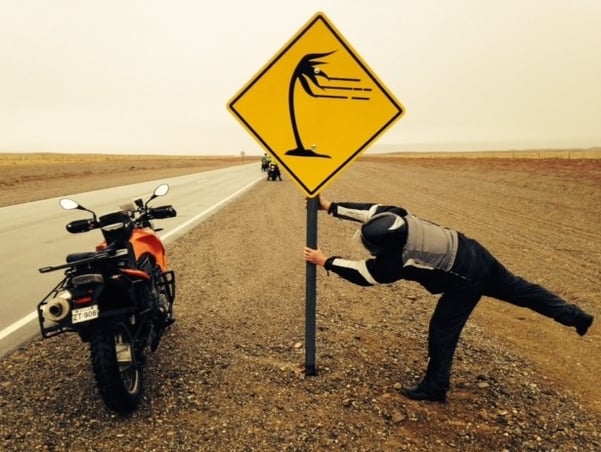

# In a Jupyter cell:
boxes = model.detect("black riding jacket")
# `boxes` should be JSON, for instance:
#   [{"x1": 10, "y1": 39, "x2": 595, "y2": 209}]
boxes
[{"x1": 324, "y1": 202, "x2": 468, "y2": 294}]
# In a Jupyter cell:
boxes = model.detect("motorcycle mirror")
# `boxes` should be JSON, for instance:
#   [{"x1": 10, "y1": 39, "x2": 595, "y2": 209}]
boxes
[
  {"x1": 146, "y1": 183, "x2": 169, "y2": 206},
  {"x1": 59, "y1": 198, "x2": 97, "y2": 220},
  {"x1": 154, "y1": 184, "x2": 169, "y2": 197},
  {"x1": 59, "y1": 198, "x2": 80, "y2": 210}
]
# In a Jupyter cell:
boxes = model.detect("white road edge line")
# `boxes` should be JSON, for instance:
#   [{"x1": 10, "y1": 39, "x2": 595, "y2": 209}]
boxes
[
  {"x1": 0, "y1": 312, "x2": 39, "y2": 341},
  {"x1": 0, "y1": 175, "x2": 263, "y2": 342},
  {"x1": 160, "y1": 175, "x2": 262, "y2": 242}
]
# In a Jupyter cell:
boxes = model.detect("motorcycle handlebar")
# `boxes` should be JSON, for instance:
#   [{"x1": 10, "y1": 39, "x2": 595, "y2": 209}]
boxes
[
  {"x1": 149, "y1": 205, "x2": 177, "y2": 219},
  {"x1": 65, "y1": 205, "x2": 175, "y2": 233},
  {"x1": 66, "y1": 218, "x2": 98, "y2": 234}
]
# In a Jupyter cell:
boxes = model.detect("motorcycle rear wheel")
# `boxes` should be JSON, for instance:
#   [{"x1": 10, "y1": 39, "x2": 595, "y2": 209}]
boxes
[{"x1": 90, "y1": 318, "x2": 143, "y2": 414}]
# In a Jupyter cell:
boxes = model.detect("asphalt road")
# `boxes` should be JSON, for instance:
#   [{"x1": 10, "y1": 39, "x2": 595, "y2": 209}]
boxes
[{"x1": 0, "y1": 163, "x2": 262, "y2": 357}]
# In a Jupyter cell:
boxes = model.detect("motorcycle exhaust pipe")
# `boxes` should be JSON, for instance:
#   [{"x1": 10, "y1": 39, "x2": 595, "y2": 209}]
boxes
[{"x1": 43, "y1": 292, "x2": 71, "y2": 322}]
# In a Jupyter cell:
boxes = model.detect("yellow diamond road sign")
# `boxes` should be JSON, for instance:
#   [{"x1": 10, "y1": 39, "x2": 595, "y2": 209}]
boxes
[{"x1": 228, "y1": 12, "x2": 405, "y2": 196}]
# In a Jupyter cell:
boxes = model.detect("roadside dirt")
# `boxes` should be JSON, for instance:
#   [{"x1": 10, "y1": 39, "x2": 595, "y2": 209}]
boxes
[
  {"x1": 0, "y1": 154, "x2": 247, "y2": 207},
  {"x1": 1, "y1": 154, "x2": 600, "y2": 451}
]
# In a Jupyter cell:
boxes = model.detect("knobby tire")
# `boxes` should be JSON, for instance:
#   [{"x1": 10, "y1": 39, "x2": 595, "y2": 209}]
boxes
[{"x1": 90, "y1": 318, "x2": 143, "y2": 415}]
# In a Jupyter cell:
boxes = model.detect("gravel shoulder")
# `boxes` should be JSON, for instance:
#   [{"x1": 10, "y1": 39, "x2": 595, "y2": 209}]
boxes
[{"x1": 1, "y1": 156, "x2": 600, "y2": 451}]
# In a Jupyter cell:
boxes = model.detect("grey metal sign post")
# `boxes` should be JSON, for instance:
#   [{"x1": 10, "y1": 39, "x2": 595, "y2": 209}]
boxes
[{"x1": 305, "y1": 196, "x2": 318, "y2": 376}]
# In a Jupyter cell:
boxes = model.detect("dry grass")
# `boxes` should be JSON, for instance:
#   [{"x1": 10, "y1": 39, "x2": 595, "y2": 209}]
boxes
[
  {"x1": 0, "y1": 153, "x2": 256, "y2": 207},
  {"x1": 1, "y1": 149, "x2": 599, "y2": 207},
  {"x1": 0, "y1": 152, "x2": 253, "y2": 167},
  {"x1": 362, "y1": 148, "x2": 601, "y2": 160}
]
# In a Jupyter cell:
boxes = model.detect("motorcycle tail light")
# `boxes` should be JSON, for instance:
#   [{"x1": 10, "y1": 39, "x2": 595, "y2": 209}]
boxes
[
  {"x1": 72, "y1": 273, "x2": 104, "y2": 287},
  {"x1": 74, "y1": 295, "x2": 93, "y2": 306}
]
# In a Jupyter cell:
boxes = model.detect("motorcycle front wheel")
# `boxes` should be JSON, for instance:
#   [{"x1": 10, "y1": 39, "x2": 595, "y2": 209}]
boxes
[{"x1": 90, "y1": 318, "x2": 143, "y2": 414}]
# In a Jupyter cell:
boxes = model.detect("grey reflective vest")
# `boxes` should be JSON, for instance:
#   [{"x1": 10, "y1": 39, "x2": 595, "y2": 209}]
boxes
[{"x1": 402, "y1": 215, "x2": 458, "y2": 271}]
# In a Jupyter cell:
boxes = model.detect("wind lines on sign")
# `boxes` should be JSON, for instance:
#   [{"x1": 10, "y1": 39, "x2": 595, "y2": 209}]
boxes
[{"x1": 321, "y1": 76, "x2": 372, "y2": 100}]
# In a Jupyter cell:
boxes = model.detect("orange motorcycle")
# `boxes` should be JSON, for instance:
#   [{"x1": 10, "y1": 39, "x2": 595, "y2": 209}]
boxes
[{"x1": 37, "y1": 183, "x2": 176, "y2": 414}]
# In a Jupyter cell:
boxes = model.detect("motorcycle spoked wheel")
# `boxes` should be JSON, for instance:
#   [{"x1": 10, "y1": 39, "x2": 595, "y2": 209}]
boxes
[{"x1": 90, "y1": 318, "x2": 143, "y2": 414}]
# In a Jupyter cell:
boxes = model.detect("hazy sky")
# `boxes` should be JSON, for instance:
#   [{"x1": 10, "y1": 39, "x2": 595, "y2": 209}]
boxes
[{"x1": 1, "y1": 0, "x2": 600, "y2": 155}]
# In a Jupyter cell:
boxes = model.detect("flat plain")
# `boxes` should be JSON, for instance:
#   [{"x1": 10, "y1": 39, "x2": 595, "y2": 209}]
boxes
[{"x1": 1, "y1": 151, "x2": 600, "y2": 451}]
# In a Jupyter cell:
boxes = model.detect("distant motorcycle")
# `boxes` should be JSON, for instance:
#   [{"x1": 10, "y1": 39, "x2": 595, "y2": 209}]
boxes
[
  {"x1": 261, "y1": 155, "x2": 271, "y2": 171},
  {"x1": 267, "y1": 163, "x2": 282, "y2": 181},
  {"x1": 37, "y1": 184, "x2": 177, "y2": 414}
]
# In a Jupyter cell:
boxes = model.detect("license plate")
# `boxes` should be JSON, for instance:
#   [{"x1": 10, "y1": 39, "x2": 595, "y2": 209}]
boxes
[{"x1": 72, "y1": 305, "x2": 99, "y2": 324}]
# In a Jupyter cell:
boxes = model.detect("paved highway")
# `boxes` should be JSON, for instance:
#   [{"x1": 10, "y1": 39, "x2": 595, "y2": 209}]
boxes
[{"x1": 0, "y1": 163, "x2": 262, "y2": 357}]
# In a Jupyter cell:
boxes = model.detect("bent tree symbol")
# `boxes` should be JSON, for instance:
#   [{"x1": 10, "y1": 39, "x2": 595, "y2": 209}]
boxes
[{"x1": 285, "y1": 51, "x2": 372, "y2": 158}]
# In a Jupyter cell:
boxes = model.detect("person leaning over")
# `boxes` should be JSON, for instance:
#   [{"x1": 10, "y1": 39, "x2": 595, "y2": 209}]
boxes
[{"x1": 303, "y1": 194, "x2": 594, "y2": 403}]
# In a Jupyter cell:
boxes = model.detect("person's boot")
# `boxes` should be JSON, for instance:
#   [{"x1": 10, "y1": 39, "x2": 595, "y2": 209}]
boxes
[
  {"x1": 556, "y1": 305, "x2": 594, "y2": 336},
  {"x1": 575, "y1": 312, "x2": 593, "y2": 336},
  {"x1": 402, "y1": 349, "x2": 452, "y2": 403},
  {"x1": 401, "y1": 380, "x2": 447, "y2": 403}
]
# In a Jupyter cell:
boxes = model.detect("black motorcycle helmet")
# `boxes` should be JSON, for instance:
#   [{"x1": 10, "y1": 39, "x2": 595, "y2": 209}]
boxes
[{"x1": 360, "y1": 212, "x2": 407, "y2": 256}]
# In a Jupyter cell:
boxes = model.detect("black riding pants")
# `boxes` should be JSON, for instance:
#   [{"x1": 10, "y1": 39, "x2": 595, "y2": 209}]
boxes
[{"x1": 424, "y1": 234, "x2": 582, "y2": 391}]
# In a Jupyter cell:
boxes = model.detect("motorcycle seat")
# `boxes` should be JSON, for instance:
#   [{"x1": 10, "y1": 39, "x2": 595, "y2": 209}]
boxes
[{"x1": 66, "y1": 252, "x2": 97, "y2": 263}]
